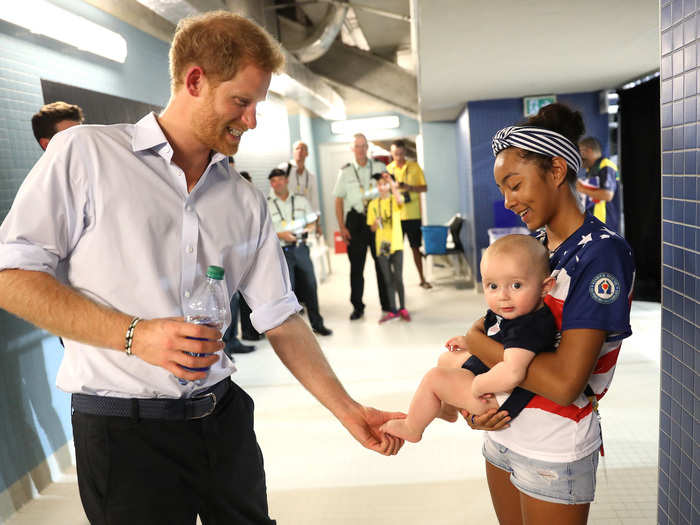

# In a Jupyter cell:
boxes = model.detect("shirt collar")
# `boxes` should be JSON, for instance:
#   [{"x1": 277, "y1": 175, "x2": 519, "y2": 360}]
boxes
[
  {"x1": 353, "y1": 159, "x2": 372, "y2": 170},
  {"x1": 131, "y1": 112, "x2": 227, "y2": 166},
  {"x1": 131, "y1": 112, "x2": 168, "y2": 152}
]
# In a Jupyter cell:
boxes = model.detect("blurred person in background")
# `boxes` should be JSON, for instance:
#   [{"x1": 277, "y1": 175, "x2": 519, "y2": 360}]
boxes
[
  {"x1": 333, "y1": 133, "x2": 391, "y2": 320},
  {"x1": 32, "y1": 101, "x2": 84, "y2": 151},
  {"x1": 387, "y1": 140, "x2": 430, "y2": 289},
  {"x1": 577, "y1": 136, "x2": 621, "y2": 233}
]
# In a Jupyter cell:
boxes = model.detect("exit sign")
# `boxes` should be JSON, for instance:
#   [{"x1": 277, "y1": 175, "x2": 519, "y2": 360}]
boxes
[{"x1": 523, "y1": 95, "x2": 556, "y2": 117}]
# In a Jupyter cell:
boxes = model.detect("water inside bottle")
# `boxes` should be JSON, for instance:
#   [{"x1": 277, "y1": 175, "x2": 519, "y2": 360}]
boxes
[{"x1": 178, "y1": 315, "x2": 223, "y2": 385}]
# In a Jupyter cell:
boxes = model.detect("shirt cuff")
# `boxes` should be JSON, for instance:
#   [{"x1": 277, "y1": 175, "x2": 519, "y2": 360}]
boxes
[
  {"x1": 0, "y1": 242, "x2": 59, "y2": 276},
  {"x1": 249, "y1": 291, "x2": 302, "y2": 333}
]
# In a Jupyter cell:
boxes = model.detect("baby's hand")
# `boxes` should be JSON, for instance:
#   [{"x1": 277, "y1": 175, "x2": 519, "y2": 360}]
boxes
[{"x1": 445, "y1": 335, "x2": 468, "y2": 352}]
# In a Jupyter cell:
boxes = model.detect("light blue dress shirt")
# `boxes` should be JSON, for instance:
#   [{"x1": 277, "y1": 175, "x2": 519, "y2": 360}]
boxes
[{"x1": 0, "y1": 113, "x2": 300, "y2": 398}]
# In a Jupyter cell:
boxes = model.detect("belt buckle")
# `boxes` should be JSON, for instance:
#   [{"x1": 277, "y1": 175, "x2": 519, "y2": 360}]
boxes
[{"x1": 191, "y1": 392, "x2": 216, "y2": 419}]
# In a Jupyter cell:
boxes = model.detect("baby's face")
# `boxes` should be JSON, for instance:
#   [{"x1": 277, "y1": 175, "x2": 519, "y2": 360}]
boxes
[{"x1": 481, "y1": 255, "x2": 545, "y2": 319}]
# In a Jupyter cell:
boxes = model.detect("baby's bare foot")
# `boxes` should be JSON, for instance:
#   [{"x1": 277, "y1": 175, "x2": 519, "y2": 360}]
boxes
[{"x1": 381, "y1": 419, "x2": 423, "y2": 443}]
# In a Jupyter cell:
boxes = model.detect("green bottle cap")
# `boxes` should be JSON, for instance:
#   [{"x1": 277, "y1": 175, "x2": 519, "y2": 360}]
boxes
[{"x1": 206, "y1": 265, "x2": 224, "y2": 280}]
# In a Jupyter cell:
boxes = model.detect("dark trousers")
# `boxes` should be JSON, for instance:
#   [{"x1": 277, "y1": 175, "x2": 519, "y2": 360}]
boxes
[
  {"x1": 376, "y1": 250, "x2": 405, "y2": 312},
  {"x1": 345, "y1": 209, "x2": 390, "y2": 312},
  {"x1": 72, "y1": 382, "x2": 274, "y2": 525},
  {"x1": 283, "y1": 244, "x2": 324, "y2": 329},
  {"x1": 223, "y1": 292, "x2": 258, "y2": 344},
  {"x1": 237, "y1": 294, "x2": 259, "y2": 339}
]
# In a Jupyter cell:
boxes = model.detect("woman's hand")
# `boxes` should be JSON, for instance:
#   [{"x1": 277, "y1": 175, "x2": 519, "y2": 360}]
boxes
[
  {"x1": 445, "y1": 335, "x2": 468, "y2": 352},
  {"x1": 461, "y1": 408, "x2": 510, "y2": 431}
]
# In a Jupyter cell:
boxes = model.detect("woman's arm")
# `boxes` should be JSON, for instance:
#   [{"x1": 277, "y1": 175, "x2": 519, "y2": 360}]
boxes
[{"x1": 466, "y1": 322, "x2": 606, "y2": 406}]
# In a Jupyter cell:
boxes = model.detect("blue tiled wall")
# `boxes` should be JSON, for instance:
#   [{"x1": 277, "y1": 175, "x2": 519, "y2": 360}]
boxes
[
  {"x1": 659, "y1": 1, "x2": 700, "y2": 524},
  {"x1": 0, "y1": 0, "x2": 171, "y2": 496},
  {"x1": 459, "y1": 92, "x2": 609, "y2": 281}
]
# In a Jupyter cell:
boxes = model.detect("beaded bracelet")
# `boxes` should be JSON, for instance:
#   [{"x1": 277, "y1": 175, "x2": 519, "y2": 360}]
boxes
[{"x1": 124, "y1": 317, "x2": 142, "y2": 356}]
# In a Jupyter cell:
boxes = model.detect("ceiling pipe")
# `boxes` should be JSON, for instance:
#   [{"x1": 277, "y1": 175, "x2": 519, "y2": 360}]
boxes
[{"x1": 284, "y1": 0, "x2": 349, "y2": 63}]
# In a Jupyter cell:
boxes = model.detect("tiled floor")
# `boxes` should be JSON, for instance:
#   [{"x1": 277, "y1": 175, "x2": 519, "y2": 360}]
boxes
[{"x1": 5, "y1": 254, "x2": 661, "y2": 524}]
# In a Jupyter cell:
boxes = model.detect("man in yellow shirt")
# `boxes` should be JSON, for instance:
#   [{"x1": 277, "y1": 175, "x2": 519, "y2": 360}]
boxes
[{"x1": 387, "y1": 140, "x2": 430, "y2": 288}]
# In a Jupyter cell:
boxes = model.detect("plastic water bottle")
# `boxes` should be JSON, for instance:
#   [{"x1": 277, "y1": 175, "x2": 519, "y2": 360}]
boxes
[{"x1": 179, "y1": 265, "x2": 229, "y2": 386}]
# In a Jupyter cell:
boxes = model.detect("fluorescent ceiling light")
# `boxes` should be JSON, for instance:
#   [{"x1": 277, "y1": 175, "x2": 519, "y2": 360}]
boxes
[
  {"x1": 330, "y1": 116, "x2": 400, "y2": 135},
  {"x1": 0, "y1": 0, "x2": 128, "y2": 63}
]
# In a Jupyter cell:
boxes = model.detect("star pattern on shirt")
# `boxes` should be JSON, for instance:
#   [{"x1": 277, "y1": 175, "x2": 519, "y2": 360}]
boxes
[
  {"x1": 577, "y1": 233, "x2": 593, "y2": 246},
  {"x1": 601, "y1": 227, "x2": 617, "y2": 237}
]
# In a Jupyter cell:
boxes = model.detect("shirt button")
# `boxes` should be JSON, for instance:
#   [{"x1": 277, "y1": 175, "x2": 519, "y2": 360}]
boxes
[
  {"x1": 186, "y1": 245, "x2": 193, "y2": 253},
  {"x1": 184, "y1": 290, "x2": 191, "y2": 298},
  {"x1": 186, "y1": 205, "x2": 193, "y2": 212}
]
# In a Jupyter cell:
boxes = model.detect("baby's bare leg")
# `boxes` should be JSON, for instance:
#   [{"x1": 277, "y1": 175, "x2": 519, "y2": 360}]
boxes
[
  {"x1": 471, "y1": 347, "x2": 535, "y2": 399},
  {"x1": 381, "y1": 366, "x2": 498, "y2": 442},
  {"x1": 437, "y1": 350, "x2": 471, "y2": 422}
]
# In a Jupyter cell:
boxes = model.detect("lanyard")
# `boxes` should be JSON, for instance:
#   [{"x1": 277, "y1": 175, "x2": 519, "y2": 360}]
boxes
[
  {"x1": 289, "y1": 163, "x2": 309, "y2": 194},
  {"x1": 272, "y1": 195, "x2": 295, "y2": 224},
  {"x1": 351, "y1": 159, "x2": 373, "y2": 188},
  {"x1": 381, "y1": 198, "x2": 393, "y2": 223}
]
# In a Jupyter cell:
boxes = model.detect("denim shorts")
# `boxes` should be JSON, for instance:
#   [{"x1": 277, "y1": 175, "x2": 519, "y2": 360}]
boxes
[{"x1": 482, "y1": 434, "x2": 599, "y2": 505}]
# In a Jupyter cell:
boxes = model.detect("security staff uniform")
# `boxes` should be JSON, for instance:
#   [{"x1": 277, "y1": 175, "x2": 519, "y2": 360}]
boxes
[
  {"x1": 580, "y1": 157, "x2": 620, "y2": 233},
  {"x1": 267, "y1": 189, "x2": 327, "y2": 332},
  {"x1": 281, "y1": 160, "x2": 319, "y2": 212},
  {"x1": 333, "y1": 158, "x2": 390, "y2": 314}
]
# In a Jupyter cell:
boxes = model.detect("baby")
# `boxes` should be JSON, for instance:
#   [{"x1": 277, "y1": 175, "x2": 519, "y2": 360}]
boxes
[{"x1": 381, "y1": 234, "x2": 558, "y2": 442}]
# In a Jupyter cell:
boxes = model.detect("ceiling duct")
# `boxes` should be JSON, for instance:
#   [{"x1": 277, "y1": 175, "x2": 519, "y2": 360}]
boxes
[{"x1": 285, "y1": 0, "x2": 349, "y2": 63}]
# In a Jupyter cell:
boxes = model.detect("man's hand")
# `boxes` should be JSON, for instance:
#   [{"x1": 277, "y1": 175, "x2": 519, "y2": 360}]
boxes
[
  {"x1": 279, "y1": 231, "x2": 298, "y2": 243},
  {"x1": 131, "y1": 318, "x2": 223, "y2": 382},
  {"x1": 340, "y1": 226, "x2": 351, "y2": 242},
  {"x1": 445, "y1": 335, "x2": 468, "y2": 352},
  {"x1": 339, "y1": 403, "x2": 406, "y2": 456}
]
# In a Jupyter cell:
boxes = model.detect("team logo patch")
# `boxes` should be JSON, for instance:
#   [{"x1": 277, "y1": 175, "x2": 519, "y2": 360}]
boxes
[{"x1": 589, "y1": 273, "x2": 620, "y2": 304}]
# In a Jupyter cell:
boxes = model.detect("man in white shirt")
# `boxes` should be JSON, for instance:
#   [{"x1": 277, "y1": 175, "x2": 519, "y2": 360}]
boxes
[
  {"x1": 333, "y1": 133, "x2": 391, "y2": 319},
  {"x1": 282, "y1": 140, "x2": 319, "y2": 212},
  {"x1": 267, "y1": 168, "x2": 332, "y2": 336},
  {"x1": 0, "y1": 11, "x2": 402, "y2": 524}
]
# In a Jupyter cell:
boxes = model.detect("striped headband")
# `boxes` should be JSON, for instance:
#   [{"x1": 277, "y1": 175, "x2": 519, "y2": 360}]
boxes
[{"x1": 492, "y1": 126, "x2": 582, "y2": 173}]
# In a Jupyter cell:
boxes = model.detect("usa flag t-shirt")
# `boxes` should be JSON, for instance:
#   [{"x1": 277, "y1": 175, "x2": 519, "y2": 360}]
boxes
[{"x1": 487, "y1": 214, "x2": 635, "y2": 462}]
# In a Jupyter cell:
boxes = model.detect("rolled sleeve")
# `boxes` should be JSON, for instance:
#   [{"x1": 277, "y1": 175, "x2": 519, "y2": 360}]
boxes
[
  {"x1": 239, "y1": 194, "x2": 301, "y2": 333},
  {"x1": 249, "y1": 291, "x2": 301, "y2": 333},
  {"x1": 0, "y1": 133, "x2": 88, "y2": 277},
  {"x1": 0, "y1": 241, "x2": 60, "y2": 275}
]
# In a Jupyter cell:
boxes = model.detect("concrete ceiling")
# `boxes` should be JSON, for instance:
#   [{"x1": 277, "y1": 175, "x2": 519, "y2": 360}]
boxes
[
  {"x1": 416, "y1": 0, "x2": 660, "y2": 121},
  {"x1": 82, "y1": 0, "x2": 660, "y2": 122}
]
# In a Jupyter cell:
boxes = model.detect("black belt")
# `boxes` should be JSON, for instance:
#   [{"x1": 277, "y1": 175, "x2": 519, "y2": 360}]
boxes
[
  {"x1": 71, "y1": 379, "x2": 231, "y2": 420},
  {"x1": 283, "y1": 242, "x2": 306, "y2": 251}
]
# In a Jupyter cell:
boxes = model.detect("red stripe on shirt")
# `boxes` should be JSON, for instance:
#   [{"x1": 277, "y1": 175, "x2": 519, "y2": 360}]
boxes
[
  {"x1": 544, "y1": 295, "x2": 564, "y2": 330},
  {"x1": 526, "y1": 395, "x2": 594, "y2": 423},
  {"x1": 593, "y1": 346, "x2": 621, "y2": 375}
]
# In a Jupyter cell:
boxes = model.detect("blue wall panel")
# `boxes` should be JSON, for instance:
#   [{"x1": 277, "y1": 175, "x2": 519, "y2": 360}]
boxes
[
  {"x1": 659, "y1": 1, "x2": 700, "y2": 524},
  {"x1": 464, "y1": 91, "x2": 609, "y2": 280},
  {"x1": 0, "y1": 0, "x2": 170, "y2": 494}
]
